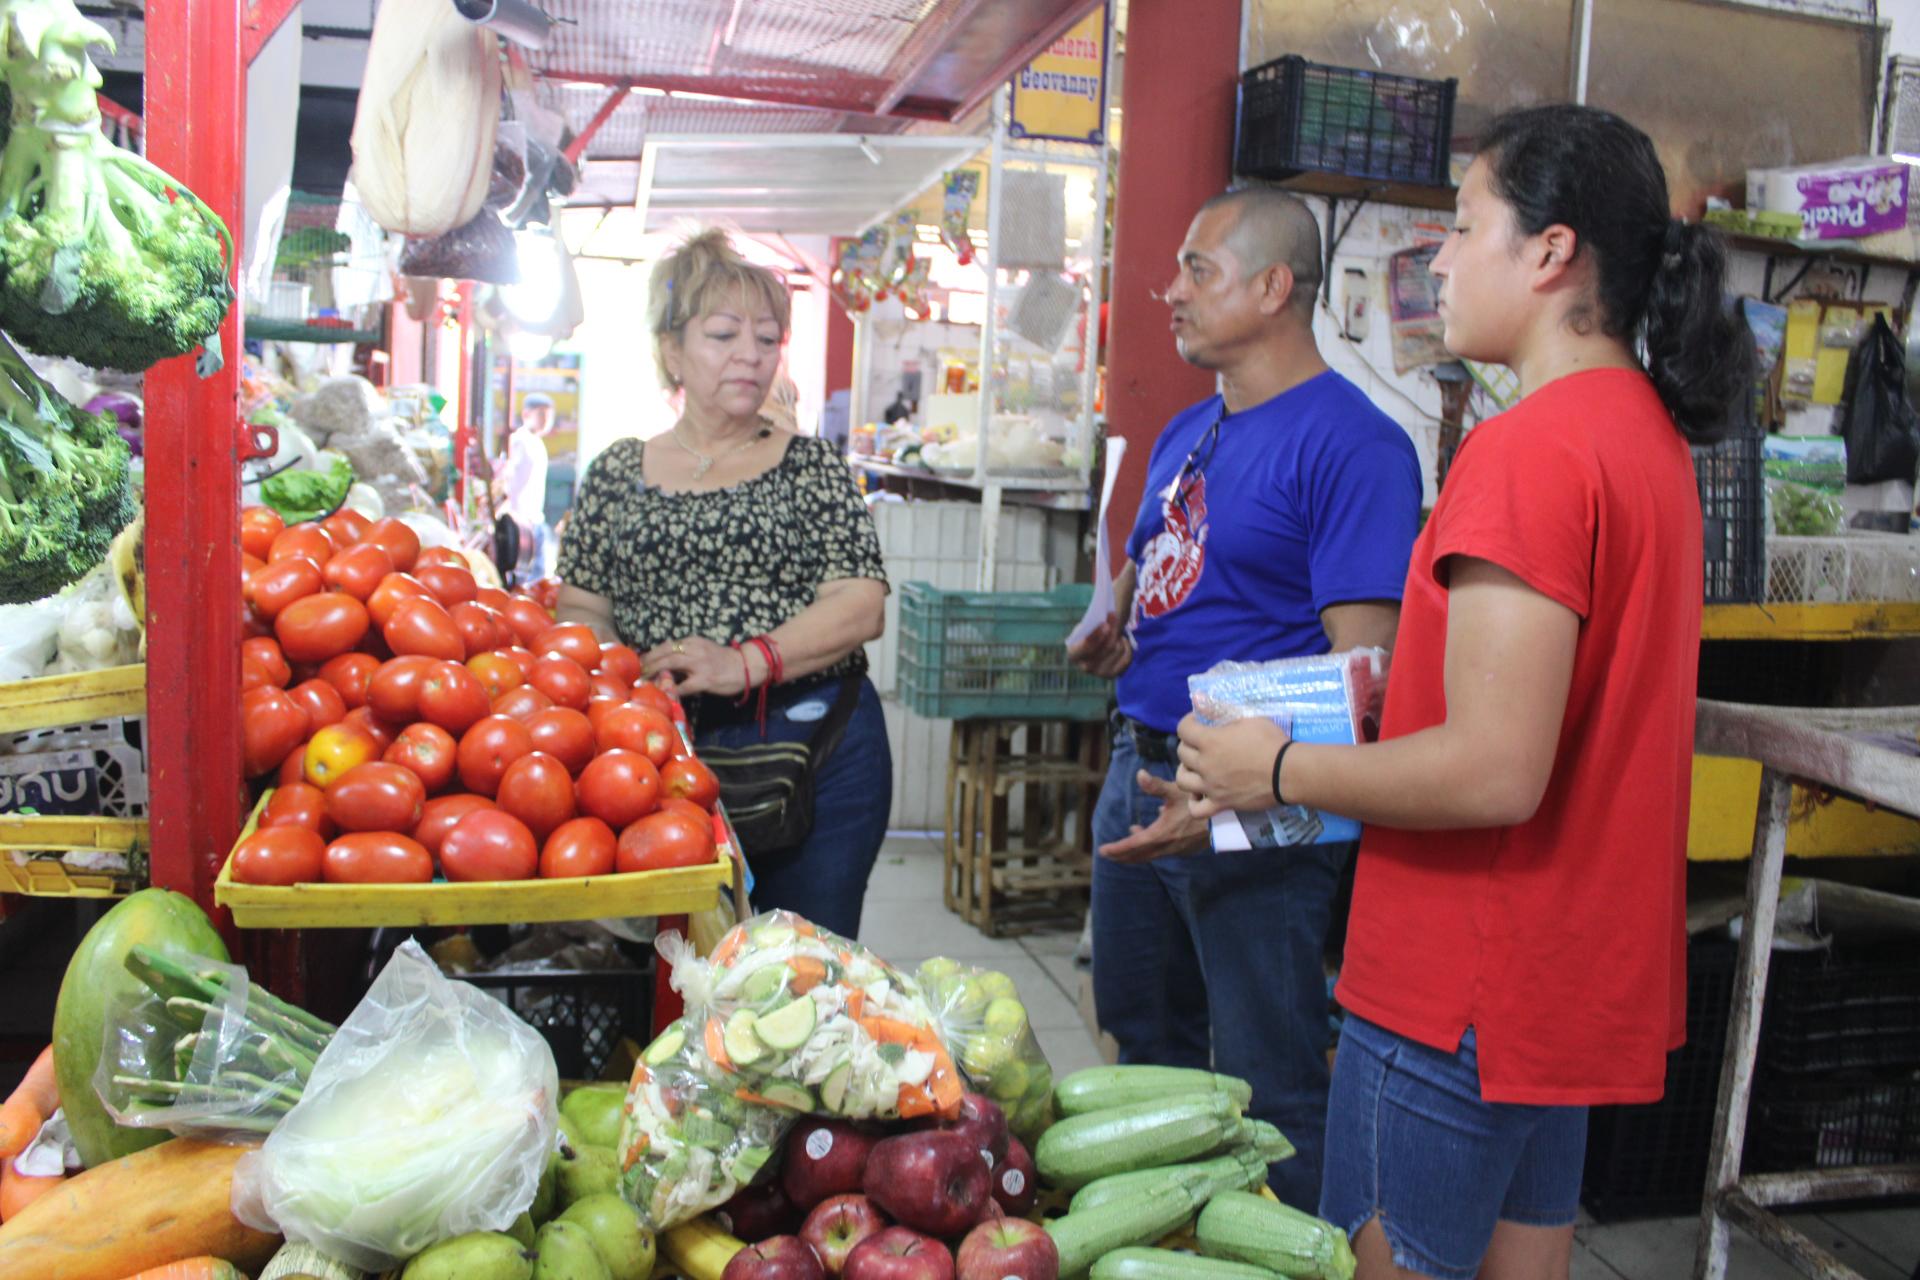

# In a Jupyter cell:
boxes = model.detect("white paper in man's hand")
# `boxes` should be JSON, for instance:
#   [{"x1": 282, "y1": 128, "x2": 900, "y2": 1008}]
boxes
[{"x1": 1068, "y1": 436, "x2": 1129, "y2": 647}]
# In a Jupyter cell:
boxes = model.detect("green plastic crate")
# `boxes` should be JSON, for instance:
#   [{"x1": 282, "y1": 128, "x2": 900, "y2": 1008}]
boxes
[{"x1": 897, "y1": 582, "x2": 1111, "y2": 721}]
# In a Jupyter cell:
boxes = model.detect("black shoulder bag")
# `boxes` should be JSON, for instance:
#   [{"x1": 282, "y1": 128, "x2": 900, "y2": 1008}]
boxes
[{"x1": 700, "y1": 676, "x2": 863, "y2": 854}]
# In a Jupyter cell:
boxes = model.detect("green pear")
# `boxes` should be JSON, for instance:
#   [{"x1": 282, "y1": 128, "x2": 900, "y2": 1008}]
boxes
[
  {"x1": 531, "y1": 1150, "x2": 559, "y2": 1223},
  {"x1": 562, "y1": 1085, "x2": 627, "y2": 1149},
  {"x1": 982, "y1": 996, "x2": 1029, "y2": 1041},
  {"x1": 558, "y1": 1143, "x2": 620, "y2": 1207},
  {"x1": 975, "y1": 970, "x2": 1018, "y2": 1001},
  {"x1": 558, "y1": 1113, "x2": 588, "y2": 1154},
  {"x1": 509, "y1": 1210, "x2": 537, "y2": 1248},
  {"x1": 400, "y1": 1231, "x2": 535, "y2": 1280},
  {"x1": 560, "y1": 1192, "x2": 657, "y2": 1280},
  {"x1": 535, "y1": 1219, "x2": 614, "y2": 1280}
]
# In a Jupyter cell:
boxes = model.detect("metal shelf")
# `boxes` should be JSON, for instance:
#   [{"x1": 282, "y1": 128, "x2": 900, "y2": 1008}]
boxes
[
  {"x1": 1278, "y1": 170, "x2": 1457, "y2": 212},
  {"x1": 853, "y1": 458, "x2": 1090, "y2": 510}
]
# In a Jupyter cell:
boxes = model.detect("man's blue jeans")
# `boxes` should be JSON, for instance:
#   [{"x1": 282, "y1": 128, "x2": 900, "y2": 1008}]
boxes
[{"x1": 1090, "y1": 727, "x2": 1349, "y2": 1213}]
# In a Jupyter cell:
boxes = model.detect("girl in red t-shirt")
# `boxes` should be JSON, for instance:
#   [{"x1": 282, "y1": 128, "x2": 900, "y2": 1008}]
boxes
[{"x1": 1174, "y1": 106, "x2": 1753, "y2": 1280}]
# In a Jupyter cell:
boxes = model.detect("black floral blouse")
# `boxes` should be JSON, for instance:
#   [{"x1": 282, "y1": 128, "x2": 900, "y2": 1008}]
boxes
[{"x1": 557, "y1": 435, "x2": 888, "y2": 679}]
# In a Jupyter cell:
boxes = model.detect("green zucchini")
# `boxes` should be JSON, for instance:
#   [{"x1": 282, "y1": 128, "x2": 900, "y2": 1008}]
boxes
[
  {"x1": 1230, "y1": 1119, "x2": 1295, "y2": 1165},
  {"x1": 1195, "y1": 1190, "x2": 1356, "y2": 1280},
  {"x1": 1069, "y1": 1149, "x2": 1267, "y2": 1214},
  {"x1": 1092, "y1": 1248, "x2": 1281, "y2": 1280},
  {"x1": 1054, "y1": 1066, "x2": 1254, "y2": 1117},
  {"x1": 1036, "y1": 1092, "x2": 1243, "y2": 1189},
  {"x1": 1045, "y1": 1180, "x2": 1208, "y2": 1280}
]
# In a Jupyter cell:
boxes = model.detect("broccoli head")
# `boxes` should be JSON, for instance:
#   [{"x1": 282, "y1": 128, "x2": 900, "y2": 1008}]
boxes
[
  {"x1": 0, "y1": 333, "x2": 134, "y2": 603},
  {"x1": 0, "y1": 1, "x2": 233, "y2": 372}
]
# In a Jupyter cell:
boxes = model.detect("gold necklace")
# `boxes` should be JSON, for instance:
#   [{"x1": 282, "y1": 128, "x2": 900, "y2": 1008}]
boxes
[{"x1": 672, "y1": 423, "x2": 771, "y2": 479}]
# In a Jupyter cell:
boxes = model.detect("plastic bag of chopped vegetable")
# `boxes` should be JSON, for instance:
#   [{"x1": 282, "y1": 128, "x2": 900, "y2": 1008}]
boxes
[
  {"x1": 658, "y1": 910, "x2": 965, "y2": 1123},
  {"x1": 231, "y1": 940, "x2": 558, "y2": 1271},
  {"x1": 913, "y1": 958, "x2": 1056, "y2": 1142},
  {"x1": 617, "y1": 1015, "x2": 795, "y2": 1229}
]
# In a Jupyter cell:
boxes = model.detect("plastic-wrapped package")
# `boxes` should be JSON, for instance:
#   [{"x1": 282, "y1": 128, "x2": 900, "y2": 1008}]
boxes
[
  {"x1": 658, "y1": 910, "x2": 965, "y2": 1123},
  {"x1": 1187, "y1": 649, "x2": 1387, "y2": 852},
  {"x1": 232, "y1": 940, "x2": 557, "y2": 1272},
  {"x1": 618, "y1": 1016, "x2": 795, "y2": 1230},
  {"x1": 1767, "y1": 478, "x2": 1847, "y2": 536},
  {"x1": 399, "y1": 208, "x2": 520, "y2": 285},
  {"x1": 95, "y1": 947, "x2": 335, "y2": 1143},
  {"x1": 914, "y1": 958, "x2": 1055, "y2": 1142}
]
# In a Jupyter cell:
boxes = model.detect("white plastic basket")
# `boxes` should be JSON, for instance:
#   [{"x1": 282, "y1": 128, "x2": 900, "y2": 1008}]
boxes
[{"x1": 1764, "y1": 533, "x2": 1920, "y2": 605}]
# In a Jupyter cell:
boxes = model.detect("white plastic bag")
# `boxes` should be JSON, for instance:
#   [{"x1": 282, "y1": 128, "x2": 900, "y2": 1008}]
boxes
[{"x1": 233, "y1": 940, "x2": 557, "y2": 1271}]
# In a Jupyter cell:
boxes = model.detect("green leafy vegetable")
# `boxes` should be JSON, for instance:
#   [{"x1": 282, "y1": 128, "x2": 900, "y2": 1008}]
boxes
[
  {"x1": 0, "y1": 0, "x2": 233, "y2": 372},
  {"x1": 260, "y1": 457, "x2": 354, "y2": 525},
  {"x1": 0, "y1": 330, "x2": 133, "y2": 603}
]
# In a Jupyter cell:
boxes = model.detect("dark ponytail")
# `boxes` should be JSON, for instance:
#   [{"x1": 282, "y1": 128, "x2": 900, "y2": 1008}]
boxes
[{"x1": 1477, "y1": 105, "x2": 1754, "y2": 444}]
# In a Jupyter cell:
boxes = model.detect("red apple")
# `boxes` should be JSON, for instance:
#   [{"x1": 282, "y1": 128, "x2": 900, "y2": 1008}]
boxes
[
  {"x1": 801, "y1": 1194, "x2": 889, "y2": 1275},
  {"x1": 955, "y1": 1217, "x2": 1058, "y2": 1280},
  {"x1": 863, "y1": 1131, "x2": 992, "y2": 1240},
  {"x1": 843, "y1": 1228, "x2": 955, "y2": 1280},
  {"x1": 990, "y1": 1137, "x2": 1038, "y2": 1218},
  {"x1": 945, "y1": 1093, "x2": 1010, "y2": 1168},
  {"x1": 722, "y1": 1182, "x2": 806, "y2": 1243},
  {"x1": 783, "y1": 1118, "x2": 881, "y2": 1210},
  {"x1": 722, "y1": 1235, "x2": 828, "y2": 1280}
]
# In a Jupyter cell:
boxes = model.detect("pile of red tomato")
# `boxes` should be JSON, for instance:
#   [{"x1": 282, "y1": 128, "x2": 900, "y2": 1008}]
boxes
[{"x1": 231, "y1": 504, "x2": 721, "y2": 888}]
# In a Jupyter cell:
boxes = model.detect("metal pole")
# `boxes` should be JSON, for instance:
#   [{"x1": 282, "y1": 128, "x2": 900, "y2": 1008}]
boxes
[
  {"x1": 974, "y1": 88, "x2": 1007, "y2": 495},
  {"x1": 143, "y1": 0, "x2": 246, "y2": 919}
]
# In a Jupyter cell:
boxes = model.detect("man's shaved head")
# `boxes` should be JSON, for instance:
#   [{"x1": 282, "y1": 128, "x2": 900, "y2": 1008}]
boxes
[{"x1": 1199, "y1": 186, "x2": 1324, "y2": 314}]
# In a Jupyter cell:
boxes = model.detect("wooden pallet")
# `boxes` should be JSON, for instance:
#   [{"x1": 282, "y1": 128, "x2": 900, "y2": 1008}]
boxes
[{"x1": 943, "y1": 720, "x2": 1105, "y2": 936}]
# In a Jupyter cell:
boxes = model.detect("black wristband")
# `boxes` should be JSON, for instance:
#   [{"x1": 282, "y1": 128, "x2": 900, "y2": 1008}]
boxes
[{"x1": 1270, "y1": 741, "x2": 1296, "y2": 806}]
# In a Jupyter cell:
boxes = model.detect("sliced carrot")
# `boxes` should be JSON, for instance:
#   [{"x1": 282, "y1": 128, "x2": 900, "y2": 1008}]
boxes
[
  {"x1": 114, "y1": 1256, "x2": 247, "y2": 1280},
  {"x1": 628, "y1": 1062, "x2": 653, "y2": 1089},
  {"x1": 710, "y1": 928, "x2": 746, "y2": 968},
  {"x1": 735, "y1": 1088, "x2": 790, "y2": 1108},
  {"x1": 794, "y1": 919, "x2": 817, "y2": 938},
  {"x1": 0, "y1": 1160, "x2": 61, "y2": 1223},
  {"x1": 622, "y1": 1133, "x2": 651, "y2": 1173},
  {"x1": 859, "y1": 1016, "x2": 926, "y2": 1046},
  {"x1": 895, "y1": 1082, "x2": 935, "y2": 1119},
  {"x1": 7, "y1": 1047, "x2": 56, "y2": 1118},
  {"x1": 0, "y1": 1100, "x2": 39, "y2": 1162},
  {"x1": 844, "y1": 989, "x2": 865, "y2": 1022},
  {"x1": 703, "y1": 1016, "x2": 735, "y2": 1073},
  {"x1": 788, "y1": 957, "x2": 827, "y2": 995},
  {"x1": 927, "y1": 1062, "x2": 964, "y2": 1116}
]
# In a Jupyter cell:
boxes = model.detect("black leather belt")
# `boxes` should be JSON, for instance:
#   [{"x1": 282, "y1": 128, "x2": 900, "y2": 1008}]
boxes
[{"x1": 1113, "y1": 710, "x2": 1181, "y2": 764}]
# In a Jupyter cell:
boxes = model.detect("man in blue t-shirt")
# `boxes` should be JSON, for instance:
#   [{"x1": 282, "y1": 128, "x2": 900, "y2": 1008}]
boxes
[{"x1": 1069, "y1": 187, "x2": 1421, "y2": 1211}]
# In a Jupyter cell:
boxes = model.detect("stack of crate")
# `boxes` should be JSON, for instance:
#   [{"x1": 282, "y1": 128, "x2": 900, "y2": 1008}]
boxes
[{"x1": 896, "y1": 580, "x2": 1110, "y2": 936}]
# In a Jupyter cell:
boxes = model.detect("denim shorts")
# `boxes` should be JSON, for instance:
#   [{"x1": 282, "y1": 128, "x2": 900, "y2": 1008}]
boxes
[{"x1": 1319, "y1": 1014, "x2": 1588, "y2": 1280}]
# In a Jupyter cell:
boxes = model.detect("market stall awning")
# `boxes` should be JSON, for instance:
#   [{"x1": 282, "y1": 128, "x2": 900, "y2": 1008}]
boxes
[
  {"x1": 630, "y1": 133, "x2": 985, "y2": 235},
  {"x1": 532, "y1": 0, "x2": 1102, "y2": 132}
]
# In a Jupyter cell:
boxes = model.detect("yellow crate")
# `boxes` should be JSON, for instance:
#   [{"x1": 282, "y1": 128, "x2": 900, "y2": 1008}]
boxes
[
  {"x1": 0, "y1": 815, "x2": 147, "y2": 897},
  {"x1": 215, "y1": 790, "x2": 742, "y2": 928},
  {"x1": 1688, "y1": 754, "x2": 1920, "y2": 861},
  {"x1": 0, "y1": 663, "x2": 145, "y2": 734}
]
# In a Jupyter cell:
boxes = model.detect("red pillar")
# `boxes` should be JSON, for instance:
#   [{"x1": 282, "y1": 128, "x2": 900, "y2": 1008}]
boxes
[
  {"x1": 143, "y1": 0, "x2": 246, "y2": 917},
  {"x1": 1103, "y1": 0, "x2": 1238, "y2": 550},
  {"x1": 825, "y1": 298, "x2": 855, "y2": 396}
]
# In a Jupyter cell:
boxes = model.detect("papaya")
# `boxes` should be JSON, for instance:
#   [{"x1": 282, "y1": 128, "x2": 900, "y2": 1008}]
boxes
[
  {"x1": 0, "y1": 1137, "x2": 280, "y2": 1279},
  {"x1": 52, "y1": 889, "x2": 228, "y2": 1167}
]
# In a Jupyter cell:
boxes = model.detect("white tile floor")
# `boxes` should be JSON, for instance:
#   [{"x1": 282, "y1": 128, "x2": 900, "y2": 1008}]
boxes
[{"x1": 860, "y1": 835, "x2": 1920, "y2": 1280}]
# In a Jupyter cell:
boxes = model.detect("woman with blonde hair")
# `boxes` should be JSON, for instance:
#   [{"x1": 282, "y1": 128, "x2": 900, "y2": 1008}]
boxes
[{"x1": 557, "y1": 228, "x2": 892, "y2": 938}]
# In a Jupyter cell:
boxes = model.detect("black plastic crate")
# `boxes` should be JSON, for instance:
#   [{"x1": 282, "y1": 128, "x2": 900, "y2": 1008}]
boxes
[
  {"x1": 1582, "y1": 938, "x2": 1737, "y2": 1220},
  {"x1": 1749, "y1": 1070, "x2": 1920, "y2": 1171},
  {"x1": 1761, "y1": 950, "x2": 1920, "y2": 1076},
  {"x1": 1235, "y1": 55, "x2": 1456, "y2": 186},
  {"x1": 1696, "y1": 425, "x2": 1765, "y2": 604},
  {"x1": 464, "y1": 967, "x2": 651, "y2": 1081}
]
